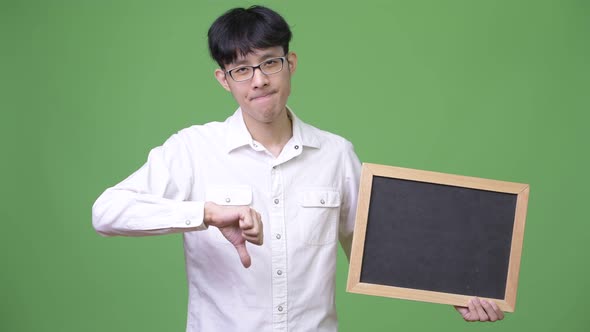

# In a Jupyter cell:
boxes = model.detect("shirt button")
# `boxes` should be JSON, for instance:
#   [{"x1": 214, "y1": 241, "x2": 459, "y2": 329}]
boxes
[
  {"x1": 274, "y1": 198, "x2": 279, "y2": 204},
  {"x1": 294, "y1": 145, "x2": 299, "y2": 150},
  {"x1": 253, "y1": 143, "x2": 258, "y2": 148},
  {"x1": 277, "y1": 306, "x2": 283, "y2": 312},
  {"x1": 276, "y1": 233, "x2": 281, "y2": 239},
  {"x1": 320, "y1": 199, "x2": 325, "y2": 205},
  {"x1": 225, "y1": 197, "x2": 231, "y2": 203},
  {"x1": 185, "y1": 220, "x2": 191, "y2": 225},
  {"x1": 277, "y1": 270, "x2": 282, "y2": 276}
]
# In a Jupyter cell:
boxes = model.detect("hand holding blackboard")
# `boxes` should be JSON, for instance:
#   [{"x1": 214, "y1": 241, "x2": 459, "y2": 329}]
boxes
[
  {"x1": 455, "y1": 297, "x2": 505, "y2": 322},
  {"x1": 347, "y1": 163, "x2": 529, "y2": 313}
]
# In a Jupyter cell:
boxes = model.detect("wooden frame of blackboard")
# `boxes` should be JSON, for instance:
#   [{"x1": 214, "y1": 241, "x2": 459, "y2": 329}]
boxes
[{"x1": 346, "y1": 163, "x2": 529, "y2": 312}]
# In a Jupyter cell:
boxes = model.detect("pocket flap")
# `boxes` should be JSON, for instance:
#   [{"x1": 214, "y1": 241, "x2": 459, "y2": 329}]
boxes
[
  {"x1": 205, "y1": 185, "x2": 252, "y2": 206},
  {"x1": 301, "y1": 189, "x2": 341, "y2": 208}
]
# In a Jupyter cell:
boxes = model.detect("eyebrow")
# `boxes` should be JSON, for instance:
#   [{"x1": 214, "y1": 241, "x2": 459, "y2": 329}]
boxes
[{"x1": 231, "y1": 52, "x2": 283, "y2": 67}]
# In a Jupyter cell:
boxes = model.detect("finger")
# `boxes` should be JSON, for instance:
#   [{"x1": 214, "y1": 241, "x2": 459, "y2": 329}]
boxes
[
  {"x1": 466, "y1": 298, "x2": 478, "y2": 321},
  {"x1": 253, "y1": 211, "x2": 263, "y2": 244},
  {"x1": 234, "y1": 243, "x2": 251, "y2": 268},
  {"x1": 239, "y1": 209, "x2": 254, "y2": 230},
  {"x1": 249, "y1": 209, "x2": 260, "y2": 233},
  {"x1": 454, "y1": 305, "x2": 470, "y2": 320},
  {"x1": 491, "y1": 301, "x2": 505, "y2": 320},
  {"x1": 242, "y1": 225, "x2": 262, "y2": 239},
  {"x1": 243, "y1": 232, "x2": 263, "y2": 245},
  {"x1": 473, "y1": 298, "x2": 489, "y2": 322},
  {"x1": 481, "y1": 300, "x2": 498, "y2": 322},
  {"x1": 242, "y1": 227, "x2": 259, "y2": 237}
]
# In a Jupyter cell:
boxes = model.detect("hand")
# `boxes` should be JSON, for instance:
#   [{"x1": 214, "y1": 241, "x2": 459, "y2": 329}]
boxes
[
  {"x1": 204, "y1": 202, "x2": 263, "y2": 268},
  {"x1": 454, "y1": 297, "x2": 505, "y2": 322}
]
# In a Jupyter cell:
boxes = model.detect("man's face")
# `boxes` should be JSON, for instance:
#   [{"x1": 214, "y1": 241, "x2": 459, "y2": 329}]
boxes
[{"x1": 215, "y1": 46, "x2": 297, "y2": 125}]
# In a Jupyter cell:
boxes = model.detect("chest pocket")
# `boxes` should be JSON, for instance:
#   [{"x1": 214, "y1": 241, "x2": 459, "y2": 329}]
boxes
[
  {"x1": 299, "y1": 188, "x2": 341, "y2": 245},
  {"x1": 205, "y1": 185, "x2": 253, "y2": 244}
]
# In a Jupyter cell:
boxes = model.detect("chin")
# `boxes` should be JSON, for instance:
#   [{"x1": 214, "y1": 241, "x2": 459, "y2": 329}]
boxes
[
  {"x1": 259, "y1": 110, "x2": 281, "y2": 123},
  {"x1": 246, "y1": 105, "x2": 283, "y2": 122}
]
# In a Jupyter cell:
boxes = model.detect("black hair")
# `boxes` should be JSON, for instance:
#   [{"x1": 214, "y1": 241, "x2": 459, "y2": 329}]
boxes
[{"x1": 207, "y1": 5, "x2": 292, "y2": 68}]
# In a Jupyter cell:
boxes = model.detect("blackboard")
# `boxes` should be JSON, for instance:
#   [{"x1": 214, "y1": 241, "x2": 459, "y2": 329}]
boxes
[{"x1": 346, "y1": 163, "x2": 529, "y2": 312}]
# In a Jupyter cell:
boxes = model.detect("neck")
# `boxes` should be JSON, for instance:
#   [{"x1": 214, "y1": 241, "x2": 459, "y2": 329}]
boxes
[{"x1": 243, "y1": 108, "x2": 293, "y2": 158}]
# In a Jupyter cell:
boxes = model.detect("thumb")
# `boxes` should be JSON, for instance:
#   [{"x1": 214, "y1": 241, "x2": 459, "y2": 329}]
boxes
[{"x1": 234, "y1": 243, "x2": 251, "y2": 268}]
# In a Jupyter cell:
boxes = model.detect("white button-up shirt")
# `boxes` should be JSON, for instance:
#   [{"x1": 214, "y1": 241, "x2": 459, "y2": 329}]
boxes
[{"x1": 92, "y1": 108, "x2": 361, "y2": 332}]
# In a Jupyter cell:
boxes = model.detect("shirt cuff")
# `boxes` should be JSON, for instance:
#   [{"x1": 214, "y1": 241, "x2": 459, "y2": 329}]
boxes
[{"x1": 170, "y1": 200, "x2": 207, "y2": 230}]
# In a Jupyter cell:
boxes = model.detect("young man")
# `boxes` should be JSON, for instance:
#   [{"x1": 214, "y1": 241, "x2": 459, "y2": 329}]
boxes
[{"x1": 92, "y1": 5, "x2": 503, "y2": 331}]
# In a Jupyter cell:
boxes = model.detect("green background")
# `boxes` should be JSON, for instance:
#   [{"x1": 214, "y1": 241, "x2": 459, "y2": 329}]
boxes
[{"x1": 1, "y1": 0, "x2": 588, "y2": 331}]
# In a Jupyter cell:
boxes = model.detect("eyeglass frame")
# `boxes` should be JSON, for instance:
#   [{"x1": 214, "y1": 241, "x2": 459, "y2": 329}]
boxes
[{"x1": 224, "y1": 56, "x2": 288, "y2": 82}]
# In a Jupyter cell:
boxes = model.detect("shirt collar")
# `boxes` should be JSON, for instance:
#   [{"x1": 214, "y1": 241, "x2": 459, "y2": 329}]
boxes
[{"x1": 225, "y1": 107, "x2": 321, "y2": 154}]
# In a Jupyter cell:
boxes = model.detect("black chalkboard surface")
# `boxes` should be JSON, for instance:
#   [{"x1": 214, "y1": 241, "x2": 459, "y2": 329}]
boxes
[{"x1": 347, "y1": 163, "x2": 529, "y2": 312}]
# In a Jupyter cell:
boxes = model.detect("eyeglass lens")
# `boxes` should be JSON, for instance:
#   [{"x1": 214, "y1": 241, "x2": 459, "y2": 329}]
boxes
[{"x1": 230, "y1": 57, "x2": 285, "y2": 82}]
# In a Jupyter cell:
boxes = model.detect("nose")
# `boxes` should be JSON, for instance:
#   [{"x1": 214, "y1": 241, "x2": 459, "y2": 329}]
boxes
[{"x1": 251, "y1": 67, "x2": 269, "y2": 88}]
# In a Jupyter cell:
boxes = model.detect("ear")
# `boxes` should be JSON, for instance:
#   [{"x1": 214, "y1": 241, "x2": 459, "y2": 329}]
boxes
[
  {"x1": 214, "y1": 68, "x2": 231, "y2": 92},
  {"x1": 287, "y1": 52, "x2": 298, "y2": 75}
]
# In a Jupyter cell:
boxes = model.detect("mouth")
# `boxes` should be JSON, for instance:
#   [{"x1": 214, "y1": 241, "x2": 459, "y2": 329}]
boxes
[{"x1": 250, "y1": 91, "x2": 276, "y2": 101}]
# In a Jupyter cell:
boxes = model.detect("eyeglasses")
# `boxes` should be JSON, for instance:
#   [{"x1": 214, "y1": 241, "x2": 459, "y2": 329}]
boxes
[{"x1": 225, "y1": 56, "x2": 287, "y2": 82}]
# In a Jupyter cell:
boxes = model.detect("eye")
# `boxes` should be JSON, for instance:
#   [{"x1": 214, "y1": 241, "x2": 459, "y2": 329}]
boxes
[
  {"x1": 233, "y1": 67, "x2": 250, "y2": 74},
  {"x1": 264, "y1": 59, "x2": 278, "y2": 66}
]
